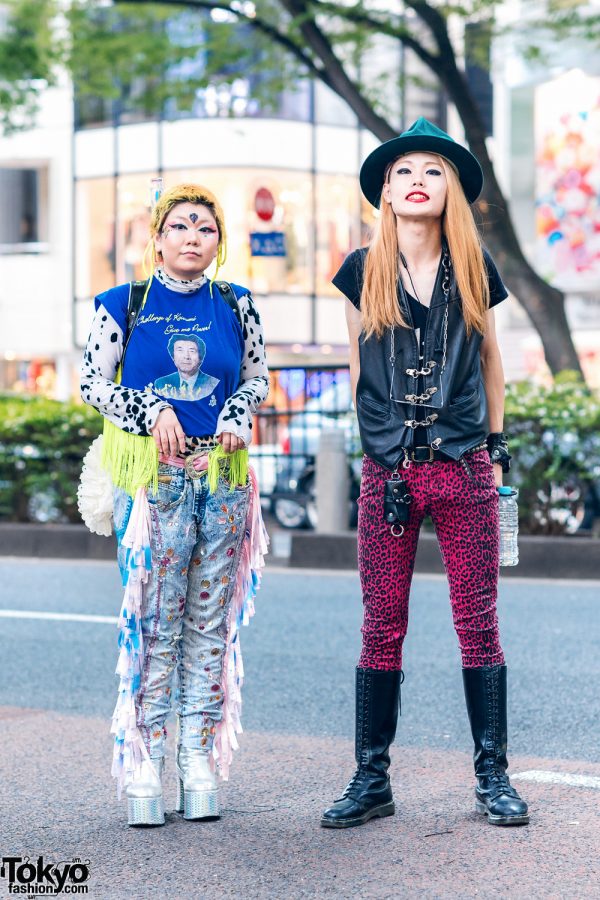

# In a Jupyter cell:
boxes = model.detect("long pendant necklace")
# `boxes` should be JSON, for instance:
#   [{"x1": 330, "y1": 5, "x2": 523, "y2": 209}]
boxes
[
  {"x1": 389, "y1": 247, "x2": 452, "y2": 421},
  {"x1": 399, "y1": 251, "x2": 438, "y2": 307}
]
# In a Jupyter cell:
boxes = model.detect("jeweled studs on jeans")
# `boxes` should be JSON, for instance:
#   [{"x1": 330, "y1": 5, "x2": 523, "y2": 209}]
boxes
[
  {"x1": 462, "y1": 665, "x2": 529, "y2": 826},
  {"x1": 176, "y1": 747, "x2": 219, "y2": 820},
  {"x1": 125, "y1": 757, "x2": 165, "y2": 826},
  {"x1": 321, "y1": 667, "x2": 402, "y2": 828}
]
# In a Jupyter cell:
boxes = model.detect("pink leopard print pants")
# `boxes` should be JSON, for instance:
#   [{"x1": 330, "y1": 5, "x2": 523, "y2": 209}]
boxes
[{"x1": 358, "y1": 450, "x2": 505, "y2": 671}]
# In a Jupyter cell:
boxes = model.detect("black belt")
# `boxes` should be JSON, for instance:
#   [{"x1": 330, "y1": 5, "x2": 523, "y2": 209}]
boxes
[
  {"x1": 407, "y1": 442, "x2": 487, "y2": 463},
  {"x1": 409, "y1": 446, "x2": 448, "y2": 462}
]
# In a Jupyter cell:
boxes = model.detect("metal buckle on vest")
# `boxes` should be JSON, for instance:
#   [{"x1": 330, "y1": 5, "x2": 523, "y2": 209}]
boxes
[
  {"x1": 405, "y1": 413, "x2": 438, "y2": 429},
  {"x1": 405, "y1": 360, "x2": 436, "y2": 378},
  {"x1": 404, "y1": 386, "x2": 438, "y2": 404}
]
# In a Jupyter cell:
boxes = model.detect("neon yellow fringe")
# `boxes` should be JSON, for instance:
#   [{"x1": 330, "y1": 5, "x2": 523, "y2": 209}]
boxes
[
  {"x1": 101, "y1": 420, "x2": 248, "y2": 498},
  {"x1": 101, "y1": 420, "x2": 159, "y2": 498},
  {"x1": 207, "y1": 444, "x2": 249, "y2": 493}
]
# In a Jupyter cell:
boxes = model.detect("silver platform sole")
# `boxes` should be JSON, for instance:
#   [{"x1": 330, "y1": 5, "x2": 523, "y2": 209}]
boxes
[
  {"x1": 127, "y1": 795, "x2": 165, "y2": 827},
  {"x1": 176, "y1": 777, "x2": 219, "y2": 820}
]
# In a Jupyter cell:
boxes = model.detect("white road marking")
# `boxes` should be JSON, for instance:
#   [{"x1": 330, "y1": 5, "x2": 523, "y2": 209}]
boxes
[
  {"x1": 513, "y1": 770, "x2": 600, "y2": 789},
  {"x1": 0, "y1": 609, "x2": 116, "y2": 625}
]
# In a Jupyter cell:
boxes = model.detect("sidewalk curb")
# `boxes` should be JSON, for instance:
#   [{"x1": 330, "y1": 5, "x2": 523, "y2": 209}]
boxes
[
  {"x1": 289, "y1": 531, "x2": 600, "y2": 579},
  {"x1": 0, "y1": 523, "x2": 117, "y2": 560},
  {"x1": 0, "y1": 523, "x2": 598, "y2": 578}
]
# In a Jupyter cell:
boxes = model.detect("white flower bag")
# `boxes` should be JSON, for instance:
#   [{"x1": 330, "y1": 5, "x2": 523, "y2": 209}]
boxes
[{"x1": 77, "y1": 435, "x2": 114, "y2": 536}]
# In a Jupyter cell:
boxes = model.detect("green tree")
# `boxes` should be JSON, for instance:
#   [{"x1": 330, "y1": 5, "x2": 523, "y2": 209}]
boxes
[{"x1": 2, "y1": 0, "x2": 598, "y2": 377}]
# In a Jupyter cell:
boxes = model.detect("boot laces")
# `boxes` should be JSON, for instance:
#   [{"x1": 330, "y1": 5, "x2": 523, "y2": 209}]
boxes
[
  {"x1": 483, "y1": 771, "x2": 521, "y2": 802},
  {"x1": 340, "y1": 768, "x2": 369, "y2": 800}
]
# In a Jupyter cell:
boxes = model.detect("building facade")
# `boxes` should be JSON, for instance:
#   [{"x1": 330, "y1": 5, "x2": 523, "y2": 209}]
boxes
[
  {"x1": 491, "y1": 0, "x2": 600, "y2": 384},
  {"x1": 0, "y1": 11, "x2": 442, "y2": 399},
  {"x1": 0, "y1": 82, "x2": 74, "y2": 398},
  {"x1": 6, "y1": 2, "x2": 597, "y2": 398}
]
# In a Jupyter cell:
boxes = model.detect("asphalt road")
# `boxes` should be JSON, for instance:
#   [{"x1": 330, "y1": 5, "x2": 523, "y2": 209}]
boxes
[
  {"x1": 1, "y1": 559, "x2": 600, "y2": 899},
  {"x1": 1, "y1": 560, "x2": 599, "y2": 761}
]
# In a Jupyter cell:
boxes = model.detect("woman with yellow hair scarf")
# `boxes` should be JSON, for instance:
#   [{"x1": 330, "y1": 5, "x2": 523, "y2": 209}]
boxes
[{"x1": 80, "y1": 183, "x2": 269, "y2": 827}]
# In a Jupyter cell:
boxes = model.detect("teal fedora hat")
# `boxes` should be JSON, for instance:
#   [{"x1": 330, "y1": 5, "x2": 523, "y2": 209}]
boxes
[{"x1": 360, "y1": 117, "x2": 483, "y2": 207}]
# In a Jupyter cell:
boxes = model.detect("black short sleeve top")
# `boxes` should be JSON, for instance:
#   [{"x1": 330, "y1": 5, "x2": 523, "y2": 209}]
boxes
[{"x1": 332, "y1": 246, "x2": 509, "y2": 313}]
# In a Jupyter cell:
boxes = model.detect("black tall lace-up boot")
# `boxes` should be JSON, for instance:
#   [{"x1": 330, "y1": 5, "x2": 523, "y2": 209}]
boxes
[
  {"x1": 462, "y1": 665, "x2": 529, "y2": 826},
  {"x1": 321, "y1": 667, "x2": 402, "y2": 829}
]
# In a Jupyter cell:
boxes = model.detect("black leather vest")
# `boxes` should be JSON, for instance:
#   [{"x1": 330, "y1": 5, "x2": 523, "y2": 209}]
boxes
[{"x1": 356, "y1": 280, "x2": 488, "y2": 471}]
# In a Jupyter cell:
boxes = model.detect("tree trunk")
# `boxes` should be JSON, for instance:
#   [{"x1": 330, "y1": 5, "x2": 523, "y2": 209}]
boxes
[{"x1": 440, "y1": 59, "x2": 583, "y2": 376}]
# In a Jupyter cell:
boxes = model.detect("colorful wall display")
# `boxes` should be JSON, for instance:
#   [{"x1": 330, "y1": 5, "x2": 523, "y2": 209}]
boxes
[{"x1": 535, "y1": 69, "x2": 600, "y2": 292}]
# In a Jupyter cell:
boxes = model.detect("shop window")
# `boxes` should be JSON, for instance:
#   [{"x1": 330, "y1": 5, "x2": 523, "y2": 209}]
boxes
[
  {"x1": 164, "y1": 168, "x2": 313, "y2": 294},
  {"x1": 315, "y1": 174, "x2": 361, "y2": 295},
  {"x1": 75, "y1": 177, "x2": 116, "y2": 300},
  {"x1": 74, "y1": 94, "x2": 114, "y2": 129},
  {"x1": 315, "y1": 82, "x2": 357, "y2": 128},
  {"x1": 0, "y1": 167, "x2": 48, "y2": 253},
  {"x1": 76, "y1": 168, "x2": 367, "y2": 307},
  {"x1": 117, "y1": 174, "x2": 154, "y2": 284}
]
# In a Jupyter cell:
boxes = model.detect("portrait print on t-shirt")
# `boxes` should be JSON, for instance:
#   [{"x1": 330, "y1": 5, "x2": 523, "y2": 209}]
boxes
[
  {"x1": 153, "y1": 332, "x2": 220, "y2": 401},
  {"x1": 95, "y1": 277, "x2": 245, "y2": 439}
]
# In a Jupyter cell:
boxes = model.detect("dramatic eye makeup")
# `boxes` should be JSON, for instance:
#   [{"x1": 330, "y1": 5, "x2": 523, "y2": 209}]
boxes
[
  {"x1": 395, "y1": 166, "x2": 442, "y2": 176},
  {"x1": 162, "y1": 220, "x2": 218, "y2": 234}
]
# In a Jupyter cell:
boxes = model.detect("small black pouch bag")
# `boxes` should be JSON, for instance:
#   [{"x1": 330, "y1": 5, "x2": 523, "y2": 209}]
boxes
[{"x1": 383, "y1": 477, "x2": 412, "y2": 536}]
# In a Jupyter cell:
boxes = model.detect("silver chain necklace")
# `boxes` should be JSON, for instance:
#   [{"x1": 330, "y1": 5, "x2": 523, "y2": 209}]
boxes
[{"x1": 389, "y1": 247, "x2": 451, "y2": 375}]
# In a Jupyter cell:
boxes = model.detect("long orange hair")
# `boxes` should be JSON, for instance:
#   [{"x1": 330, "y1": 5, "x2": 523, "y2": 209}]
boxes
[{"x1": 361, "y1": 155, "x2": 489, "y2": 339}]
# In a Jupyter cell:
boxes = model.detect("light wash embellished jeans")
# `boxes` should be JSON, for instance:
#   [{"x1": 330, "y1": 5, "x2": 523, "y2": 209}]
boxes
[{"x1": 113, "y1": 462, "x2": 251, "y2": 759}]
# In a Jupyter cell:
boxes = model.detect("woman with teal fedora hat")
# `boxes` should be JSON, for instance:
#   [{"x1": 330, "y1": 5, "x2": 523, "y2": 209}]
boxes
[{"x1": 321, "y1": 118, "x2": 528, "y2": 830}]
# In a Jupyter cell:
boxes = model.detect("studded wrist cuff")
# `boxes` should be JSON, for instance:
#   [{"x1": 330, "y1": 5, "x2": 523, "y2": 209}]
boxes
[{"x1": 486, "y1": 432, "x2": 511, "y2": 473}]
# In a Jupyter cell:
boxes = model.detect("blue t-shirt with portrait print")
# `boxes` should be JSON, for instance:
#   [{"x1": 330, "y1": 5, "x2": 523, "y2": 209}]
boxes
[{"x1": 95, "y1": 277, "x2": 245, "y2": 438}]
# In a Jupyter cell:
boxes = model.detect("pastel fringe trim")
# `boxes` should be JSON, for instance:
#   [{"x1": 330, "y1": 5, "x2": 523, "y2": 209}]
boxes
[
  {"x1": 110, "y1": 486, "x2": 153, "y2": 799},
  {"x1": 109, "y1": 466, "x2": 268, "y2": 795},
  {"x1": 211, "y1": 466, "x2": 269, "y2": 779}
]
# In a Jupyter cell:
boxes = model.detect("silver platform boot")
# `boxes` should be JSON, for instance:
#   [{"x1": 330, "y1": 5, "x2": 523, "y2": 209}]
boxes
[
  {"x1": 175, "y1": 747, "x2": 219, "y2": 820},
  {"x1": 125, "y1": 757, "x2": 165, "y2": 826}
]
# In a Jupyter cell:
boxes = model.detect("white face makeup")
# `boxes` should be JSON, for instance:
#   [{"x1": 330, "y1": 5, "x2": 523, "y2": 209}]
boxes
[
  {"x1": 154, "y1": 201, "x2": 220, "y2": 280},
  {"x1": 381, "y1": 153, "x2": 448, "y2": 220}
]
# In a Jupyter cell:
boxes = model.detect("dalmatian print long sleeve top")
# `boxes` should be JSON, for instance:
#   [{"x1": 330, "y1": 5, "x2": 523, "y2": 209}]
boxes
[
  {"x1": 215, "y1": 292, "x2": 269, "y2": 444},
  {"x1": 80, "y1": 287, "x2": 268, "y2": 446}
]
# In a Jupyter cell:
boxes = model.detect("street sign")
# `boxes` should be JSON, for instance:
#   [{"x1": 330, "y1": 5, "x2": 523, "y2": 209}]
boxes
[
  {"x1": 250, "y1": 231, "x2": 286, "y2": 257},
  {"x1": 254, "y1": 187, "x2": 275, "y2": 222}
]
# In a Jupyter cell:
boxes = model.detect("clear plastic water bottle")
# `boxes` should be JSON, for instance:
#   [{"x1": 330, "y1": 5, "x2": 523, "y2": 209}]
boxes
[{"x1": 498, "y1": 486, "x2": 519, "y2": 567}]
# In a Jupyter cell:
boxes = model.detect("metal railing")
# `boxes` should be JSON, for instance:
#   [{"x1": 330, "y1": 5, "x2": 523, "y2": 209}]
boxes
[{"x1": 249, "y1": 365, "x2": 357, "y2": 499}]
